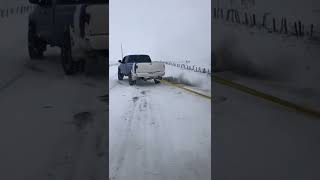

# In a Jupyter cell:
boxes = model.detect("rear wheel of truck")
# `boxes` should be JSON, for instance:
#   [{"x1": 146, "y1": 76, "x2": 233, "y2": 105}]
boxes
[
  {"x1": 28, "y1": 23, "x2": 45, "y2": 59},
  {"x1": 61, "y1": 28, "x2": 77, "y2": 75},
  {"x1": 118, "y1": 69, "x2": 124, "y2": 80},
  {"x1": 128, "y1": 73, "x2": 136, "y2": 86},
  {"x1": 154, "y1": 79, "x2": 160, "y2": 84}
]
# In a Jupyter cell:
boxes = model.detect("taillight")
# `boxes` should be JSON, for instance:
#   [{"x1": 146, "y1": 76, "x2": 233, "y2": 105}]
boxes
[{"x1": 134, "y1": 64, "x2": 138, "y2": 73}]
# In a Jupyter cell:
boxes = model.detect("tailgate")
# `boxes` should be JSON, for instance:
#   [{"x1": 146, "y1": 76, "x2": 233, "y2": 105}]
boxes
[
  {"x1": 135, "y1": 62, "x2": 165, "y2": 74},
  {"x1": 85, "y1": 4, "x2": 108, "y2": 36}
]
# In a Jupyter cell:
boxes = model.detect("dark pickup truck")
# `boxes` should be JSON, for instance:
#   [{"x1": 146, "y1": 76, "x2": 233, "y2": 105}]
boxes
[
  {"x1": 118, "y1": 55, "x2": 165, "y2": 85},
  {"x1": 28, "y1": 0, "x2": 108, "y2": 74}
]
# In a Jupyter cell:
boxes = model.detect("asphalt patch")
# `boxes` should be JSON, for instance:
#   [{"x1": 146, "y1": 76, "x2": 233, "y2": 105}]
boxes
[
  {"x1": 213, "y1": 96, "x2": 227, "y2": 104},
  {"x1": 140, "y1": 90, "x2": 146, "y2": 95},
  {"x1": 43, "y1": 105, "x2": 53, "y2": 109},
  {"x1": 132, "y1": 96, "x2": 139, "y2": 102},
  {"x1": 72, "y1": 111, "x2": 94, "y2": 131},
  {"x1": 83, "y1": 82, "x2": 97, "y2": 88},
  {"x1": 26, "y1": 64, "x2": 46, "y2": 73},
  {"x1": 98, "y1": 94, "x2": 108, "y2": 102}
]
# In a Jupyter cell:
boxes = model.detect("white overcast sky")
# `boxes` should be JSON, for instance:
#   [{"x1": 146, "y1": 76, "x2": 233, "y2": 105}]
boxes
[{"x1": 109, "y1": 0, "x2": 211, "y2": 65}]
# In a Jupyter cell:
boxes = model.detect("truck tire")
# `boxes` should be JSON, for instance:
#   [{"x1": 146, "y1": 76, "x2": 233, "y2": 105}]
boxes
[
  {"x1": 61, "y1": 29, "x2": 77, "y2": 75},
  {"x1": 28, "y1": 23, "x2": 45, "y2": 59},
  {"x1": 128, "y1": 73, "x2": 136, "y2": 86},
  {"x1": 118, "y1": 69, "x2": 124, "y2": 80},
  {"x1": 154, "y1": 79, "x2": 160, "y2": 84}
]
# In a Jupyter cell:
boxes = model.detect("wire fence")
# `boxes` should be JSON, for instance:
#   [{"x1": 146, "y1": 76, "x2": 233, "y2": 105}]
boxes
[
  {"x1": 0, "y1": 4, "x2": 34, "y2": 19},
  {"x1": 162, "y1": 61, "x2": 211, "y2": 75}
]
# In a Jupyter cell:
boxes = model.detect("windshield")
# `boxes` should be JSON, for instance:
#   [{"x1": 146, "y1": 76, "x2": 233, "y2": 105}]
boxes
[{"x1": 128, "y1": 55, "x2": 152, "y2": 63}]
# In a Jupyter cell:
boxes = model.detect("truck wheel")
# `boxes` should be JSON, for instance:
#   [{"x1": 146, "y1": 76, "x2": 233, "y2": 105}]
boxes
[
  {"x1": 79, "y1": 59, "x2": 86, "y2": 73},
  {"x1": 118, "y1": 69, "x2": 124, "y2": 80},
  {"x1": 28, "y1": 23, "x2": 45, "y2": 59},
  {"x1": 128, "y1": 74, "x2": 136, "y2": 86},
  {"x1": 154, "y1": 79, "x2": 160, "y2": 84},
  {"x1": 61, "y1": 29, "x2": 77, "y2": 75}
]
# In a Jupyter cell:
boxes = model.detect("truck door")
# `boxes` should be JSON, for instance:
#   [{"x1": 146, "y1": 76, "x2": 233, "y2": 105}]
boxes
[
  {"x1": 119, "y1": 57, "x2": 125, "y2": 74},
  {"x1": 34, "y1": 0, "x2": 54, "y2": 42},
  {"x1": 124, "y1": 56, "x2": 132, "y2": 75}
]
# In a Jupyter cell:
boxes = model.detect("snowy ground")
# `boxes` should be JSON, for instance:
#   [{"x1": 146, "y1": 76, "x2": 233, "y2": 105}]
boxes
[
  {"x1": 213, "y1": 80, "x2": 320, "y2": 180},
  {"x1": 109, "y1": 65, "x2": 211, "y2": 180},
  {"x1": 0, "y1": 51, "x2": 108, "y2": 180},
  {"x1": 0, "y1": 7, "x2": 107, "y2": 180}
]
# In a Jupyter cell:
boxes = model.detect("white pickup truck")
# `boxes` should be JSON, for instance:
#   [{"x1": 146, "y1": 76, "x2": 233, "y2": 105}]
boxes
[{"x1": 118, "y1": 55, "x2": 165, "y2": 85}]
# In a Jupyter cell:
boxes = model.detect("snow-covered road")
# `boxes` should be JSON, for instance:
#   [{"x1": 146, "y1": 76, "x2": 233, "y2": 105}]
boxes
[
  {"x1": 0, "y1": 51, "x2": 108, "y2": 180},
  {"x1": 109, "y1": 65, "x2": 211, "y2": 180}
]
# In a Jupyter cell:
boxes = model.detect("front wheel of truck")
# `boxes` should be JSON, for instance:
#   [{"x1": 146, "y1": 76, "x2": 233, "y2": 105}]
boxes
[
  {"x1": 28, "y1": 23, "x2": 45, "y2": 59},
  {"x1": 118, "y1": 69, "x2": 124, "y2": 80},
  {"x1": 61, "y1": 29, "x2": 77, "y2": 75}
]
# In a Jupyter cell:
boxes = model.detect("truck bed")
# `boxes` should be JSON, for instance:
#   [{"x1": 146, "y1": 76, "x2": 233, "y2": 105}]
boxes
[
  {"x1": 85, "y1": 4, "x2": 108, "y2": 50},
  {"x1": 132, "y1": 62, "x2": 165, "y2": 79}
]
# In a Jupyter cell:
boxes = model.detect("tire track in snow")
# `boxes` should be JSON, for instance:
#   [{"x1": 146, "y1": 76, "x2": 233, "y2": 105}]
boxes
[
  {"x1": 110, "y1": 85, "x2": 163, "y2": 180},
  {"x1": 128, "y1": 87, "x2": 163, "y2": 179},
  {"x1": 109, "y1": 79, "x2": 129, "y2": 91},
  {"x1": 110, "y1": 87, "x2": 140, "y2": 180},
  {"x1": 109, "y1": 68, "x2": 211, "y2": 179},
  {"x1": 139, "y1": 89, "x2": 166, "y2": 180}
]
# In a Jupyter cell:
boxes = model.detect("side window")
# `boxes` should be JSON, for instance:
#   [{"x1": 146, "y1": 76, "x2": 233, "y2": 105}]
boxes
[
  {"x1": 128, "y1": 57, "x2": 134, "y2": 63},
  {"x1": 123, "y1": 57, "x2": 128, "y2": 63}
]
